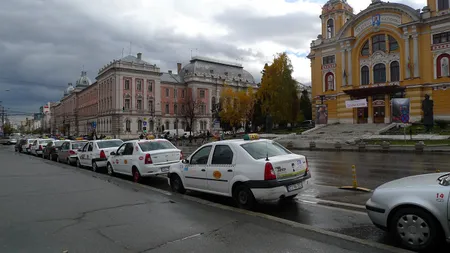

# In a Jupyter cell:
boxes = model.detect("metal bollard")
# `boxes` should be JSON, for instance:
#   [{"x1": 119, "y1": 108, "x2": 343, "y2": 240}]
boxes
[{"x1": 352, "y1": 165, "x2": 358, "y2": 188}]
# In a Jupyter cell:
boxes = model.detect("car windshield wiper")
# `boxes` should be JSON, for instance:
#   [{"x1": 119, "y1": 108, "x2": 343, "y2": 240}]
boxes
[{"x1": 437, "y1": 173, "x2": 450, "y2": 182}]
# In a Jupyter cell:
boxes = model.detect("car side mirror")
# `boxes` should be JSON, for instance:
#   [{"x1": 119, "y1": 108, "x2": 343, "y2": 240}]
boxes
[
  {"x1": 110, "y1": 152, "x2": 116, "y2": 156},
  {"x1": 182, "y1": 159, "x2": 189, "y2": 164}
]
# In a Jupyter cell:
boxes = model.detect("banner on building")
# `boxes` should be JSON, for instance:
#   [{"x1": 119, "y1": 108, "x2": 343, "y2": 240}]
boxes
[
  {"x1": 345, "y1": 99, "x2": 368, "y2": 109},
  {"x1": 391, "y1": 98, "x2": 410, "y2": 123},
  {"x1": 315, "y1": 105, "x2": 328, "y2": 125}
]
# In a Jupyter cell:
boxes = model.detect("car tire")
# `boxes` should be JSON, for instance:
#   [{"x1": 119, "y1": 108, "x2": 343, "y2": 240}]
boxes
[
  {"x1": 76, "y1": 159, "x2": 82, "y2": 168},
  {"x1": 92, "y1": 161, "x2": 98, "y2": 173},
  {"x1": 107, "y1": 163, "x2": 114, "y2": 176},
  {"x1": 132, "y1": 167, "x2": 141, "y2": 183},
  {"x1": 234, "y1": 185, "x2": 256, "y2": 210},
  {"x1": 57, "y1": 156, "x2": 60, "y2": 163},
  {"x1": 170, "y1": 174, "x2": 186, "y2": 194},
  {"x1": 67, "y1": 158, "x2": 72, "y2": 166},
  {"x1": 390, "y1": 207, "x2": 443, "y2": 252}
]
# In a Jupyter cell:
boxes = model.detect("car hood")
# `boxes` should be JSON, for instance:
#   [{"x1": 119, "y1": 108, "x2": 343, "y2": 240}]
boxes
[{"x1": 377, "y1": 173, "x2": 447, "y2": 190}]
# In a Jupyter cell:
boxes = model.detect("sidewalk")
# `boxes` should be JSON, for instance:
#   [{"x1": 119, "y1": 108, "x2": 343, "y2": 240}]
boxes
[{"x1": 0, "y1": 148, "x2": 410, "y2": 253}]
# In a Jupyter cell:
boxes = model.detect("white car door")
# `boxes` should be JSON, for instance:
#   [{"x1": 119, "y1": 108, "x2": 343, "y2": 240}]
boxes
[
  {"x1": 111, "y1": 144, "x2": 127, "y2": 174},
  {"x1": 84, "y1": 142, "x2": 94, "y2": 166},
  {"x1": 121, "y1": 143, "x2": 135, "y2": 175},
  {"x1": 78, "y1": 142, "x2": 89, "y2": 166},
  {"x1": 207, "y1": 144, "x2": 235, "y2": 195},
  {"x1": 183, "y1": 145, "x2": 212, "y2": 190}
]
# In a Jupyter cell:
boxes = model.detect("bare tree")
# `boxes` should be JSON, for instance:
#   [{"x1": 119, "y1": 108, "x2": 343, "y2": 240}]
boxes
[{"x1": 182, "y1": 94, "x2": 201, "y2": 136}]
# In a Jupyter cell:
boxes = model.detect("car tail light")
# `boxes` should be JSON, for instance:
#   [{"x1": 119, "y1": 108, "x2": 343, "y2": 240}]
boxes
[
  {"x1": 264, "y1": 162, "x2": 276, "y2": 181},
  {"x1": 305, "y1": 157, "x2": 309, "y2": 175},
  {"x1": 68, "y1": 150, "x2": 76, "y2": 155},
  {"x1": 145, "y1": 153, "x2": 153, "y2": 164},
  {"x1": 100, "y1": 150, "x2": 106, "y2": 159},
  {"x1": 180, "y1": 151, "x2": 184, "y2": 160},
  {"x1": 39, "y1": 145, "x2": 42, "y2": 150}
]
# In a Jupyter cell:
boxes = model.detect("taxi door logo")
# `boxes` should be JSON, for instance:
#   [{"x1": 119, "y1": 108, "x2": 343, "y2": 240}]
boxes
[
  {"x1": 124, "y1": 160, "x2": 128, "y2": 165},
  {"x1": 213, "y1": 171, "x2": 222, "y2": 179}
]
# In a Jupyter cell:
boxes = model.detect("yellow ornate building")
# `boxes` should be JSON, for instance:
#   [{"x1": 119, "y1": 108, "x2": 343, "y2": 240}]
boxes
[{"x1": 309, "y1": 0, "x2": 450, "y2": 124}]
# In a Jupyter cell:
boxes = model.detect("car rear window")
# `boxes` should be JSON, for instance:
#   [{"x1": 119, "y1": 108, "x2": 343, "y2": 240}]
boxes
[
  {"x1": 139, "y1": 141, "x2": 176, "y2": 151},
  {"x1": 54, "y1": 141, "x2": 65, "y2": 147},
  {"x1": 39, "y1": 139, "x2": 53, "y2": 145},
  {"x1": 97, "y1": 140, "x2": 123, "y2": 149},
  {"x1": 241, "y1": 141, "x2": 291, "y2": 160},
  {"x1": 72, "y1": 142, "x2": 87, "y2": 149}
]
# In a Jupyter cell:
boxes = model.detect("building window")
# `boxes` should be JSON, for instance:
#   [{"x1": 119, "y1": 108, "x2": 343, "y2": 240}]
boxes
[
  {"x1": 124, "y1": 79, "x2": 130, "y2": 90},
  {"x1": 174, "y1": 89, "x2": 177, "y2": 98},
  {"x1": 433, "y1": 32, "x2": 450, "y2": 44},
  {"x1": 174, "y1": 120, "x2": 178, "y2": 129},
  {"x1": 324, "y1": 72, "x2": 334, "y2": 91},
  {"x1": 390, "y1": 61, "x2": 400, "y2": 81},
  {"x1": 165, "y1": 88, "x2": 169, "y2": 97},
  {"x1": 199, "y1": 89, "x2": 205, "y2": 98},
  {"x1": 149, "y1": 120, "x2": 154, "y2": 131},
  {"x1": 322, "y1": 55, "x2": 335, "y2": 64},
  {"x1": 148, "y1": 81, "x2": 153, "y2": 92},
  {"x1": 327, "y1": 19, "x2": 334, "y2": 39},
  {"x1": 174, "y1": 103, "x2": 178, "y2": 115},
  {"x1": 437, "y1": 53, "x2": 450, "y2": 77},
  {"x1": 126, "y1": 120, "x2": 131, "y2": 132},
  {"x1": 165, "y1": 103, "x2": 169, "y2": 115},
  {"x1": 361, "y1": 41, "x2": 370, "y2": 56},
  {"x1": 136, "y1": 80, "x2": 142, "y2": 91},
  {"x1": 138, "y1": 120, "x2": 142, "y2": 131},
  {"x1": 148, "y1": 100, "x2": 154, "y2": 112},
  {"x1": 361, "y1": 66, "x2": 370, "y2": 85},
  {"x1": 181, "y1": 104, "x2": 185, "y2": 114},
  {"x1": 372, "y1": 34, "x2": 386, "y2": 52},
  {"x1": 181, "y1": 89, "x2": 185, "y2": 98},
  {"x1": 124, "y1": 99, "x2": 131, "y2": 110},
  {"x1": 438, "y1": 0, "x2": 449, "y2": 10},
  {"x1": 211, "y1": 97, "x2": 216, "y2": 110},
  {"x1": 388, "y1": 35, "x2": 399, "y2": 51},
  {"x1": 165, "y1": 121, "x2": 170, "y2": 130},
  {"x1": 136, "y1": 99, "x2": 142, "y2": 110},
  {"x1": 373, "y1": 63, "x2": 386, "y2": 83},
  {"x1": 181, "y1": 121, "x2": 186, "y2": 130}
]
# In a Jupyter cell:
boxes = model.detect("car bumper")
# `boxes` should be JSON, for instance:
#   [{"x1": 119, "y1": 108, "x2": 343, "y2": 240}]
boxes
[
  {"x1": 141, "y1": 164, "x2": 175, "y2": 177},
  {"x1": 36, "y1": 150, "x2": 43, "y2": 155},
  {"x1": 248, "y1": 172, "x2": 311, "y2": 201},
  {"x1": 93, "y1": 158, "x2": 108, "y2": 168},
  {"x1": 365, "y1": 198, "x2": 388, "y2": 230}
]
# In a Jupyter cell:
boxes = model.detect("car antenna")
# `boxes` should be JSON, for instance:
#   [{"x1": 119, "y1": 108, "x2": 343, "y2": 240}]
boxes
[{"x1": 265, "y1": 140, "x2": 269, "y2": 161}]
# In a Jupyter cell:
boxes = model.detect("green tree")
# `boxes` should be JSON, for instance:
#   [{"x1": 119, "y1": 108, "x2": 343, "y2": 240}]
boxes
[
  {"x1": 2, "y1": 123, "x2": 14, "y2": 135},
  {"x1": 300, "y1": 89, "x2": 312, "y2": 120},
  {"x1": 257, "y1": 52, "x2": 299, "y2": 125}
]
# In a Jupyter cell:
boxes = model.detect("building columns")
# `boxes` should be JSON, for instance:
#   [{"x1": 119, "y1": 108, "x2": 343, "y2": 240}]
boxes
[
  {"x1": 412, "y1": 33, "x2": 420, "y2": 78},
  {"x1": 341, "y1": 47, "x2": 346, "y2": 86},
  {"x1": 384, "y1": 94, "x2": 391, "y2": 123},
  {"x1": 347, "y1": 47, "x2": 352, "y2": 85},
  {"x1": 403, "y1": 28, "x2": 411, "y2": 79},
  {"x1": 368, "y1": 96, "x2": 373, "y2": 124}
]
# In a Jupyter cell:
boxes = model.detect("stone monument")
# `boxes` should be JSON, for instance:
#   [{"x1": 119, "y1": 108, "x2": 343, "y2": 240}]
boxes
[{"x1": 422, "y1": 94, "x2": 434, "y2": 133}]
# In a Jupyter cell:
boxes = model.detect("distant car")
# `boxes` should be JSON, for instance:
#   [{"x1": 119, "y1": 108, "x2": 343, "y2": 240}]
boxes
[
  {"x1": 30, "y1": 139, "x2": 54, "y2": 157},
  {"x1": 366, "y1": 173, "x2": 450, "y2": 252},
  {"x1": 168, "y1": 134, "x2": 311, "y2": 209},
  {"x1": 75, "y1": 139, "x2": 124, "y2": 171},
  {"x1": 43, "y1": 140, "x2": 65, "y2": 161},
  {"x1": 14, "y1": 139, "x2": 27, "y2": 152},
  {"x1": 107, "y1": 139, "x2": 182, "y2": 182},
  {"x1": 23, "y1": 139, "x2": 37, "y2": 154},
  {"x1": 57, "y1": 140, "x2": 88, "y2": 165}
]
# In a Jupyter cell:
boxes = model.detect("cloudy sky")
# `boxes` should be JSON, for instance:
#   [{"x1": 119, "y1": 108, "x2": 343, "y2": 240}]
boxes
[{"x1": 0, "y1": 0, "x2": 426, "y2": 122}]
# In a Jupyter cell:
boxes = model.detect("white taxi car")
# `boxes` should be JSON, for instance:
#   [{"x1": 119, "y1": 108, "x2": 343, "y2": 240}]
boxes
[
  {"x1": 106, "y1": 139, "x2": 182, "y2": 182},
  {"x1": 30, "y1": 138, "x2": 54, "y2": 157},
  {"x1": 168, "y1": 134, "x2": 311, "y2": 209},
  {"x1": 76, "y1": 139, "x2": 123, "y2": 171}
]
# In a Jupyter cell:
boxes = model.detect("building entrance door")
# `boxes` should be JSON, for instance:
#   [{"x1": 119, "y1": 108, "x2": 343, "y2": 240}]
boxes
[
  {"x1": 357, "y1": 108, "x2": 368, "y2": 124},
  {"x1": 372, "y1": 97, "x2": 386, "y2": 124}
]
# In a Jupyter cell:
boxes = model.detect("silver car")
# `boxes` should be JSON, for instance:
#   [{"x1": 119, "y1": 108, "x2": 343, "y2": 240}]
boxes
[{"x1": 366, "y1": 172, "x2": 450, "y2": 252}]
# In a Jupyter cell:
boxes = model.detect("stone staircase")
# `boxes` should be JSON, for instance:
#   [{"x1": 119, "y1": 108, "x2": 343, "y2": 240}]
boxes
[{"x1": 294, "y1": 123, "x2": 392, "y2": 144}]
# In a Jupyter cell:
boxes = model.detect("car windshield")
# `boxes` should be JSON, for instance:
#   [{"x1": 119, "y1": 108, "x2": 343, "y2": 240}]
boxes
[
  {"x1": 241, "y1": 141, "x2": 291, "y2": 160},
  {"x1": 54, "y1": 141, "x2": 65, "y2": 147},
  {"x1": 39, "y1": 139, "x2": 53, "y2": 145},
  {"x1": 139, "y1": 140, "x2": 176, "y2": 151},
  {"x1": 72, "y1": 142, "x2": 87, "y2": 149},
  {"x1": 97, "y1": 140, "x2": 123, "y2": 149}
]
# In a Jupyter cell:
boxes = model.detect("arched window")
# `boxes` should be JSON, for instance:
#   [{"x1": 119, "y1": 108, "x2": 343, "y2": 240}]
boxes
[
  {"x1": 373, "y1": 64, "x2": 386, "y2": 83},
  {"x1": 126, "y1": 120, "x2": 131, "y2": 132},
  {"x1": 361, "y1": 41, "x2": 370, "y2": 56},
  {"x1": 361, "y1": 66, "x2": 370, "y2": 85},
  {"x1": 324, "y1": 72, "x2": 334, "y2": 91},
  {"x1": 390, "y1": 61, "x2": 400, "y2": 81},
  {"x1": 138, "y1": 120, "x2": 142, "y2": 131},
  {"x1": 437, "y1": 53, "x2": 450, "y2": 77},
  {"x1": 372, "y1": 34, "x2": 386, "y2": 52},
  {"x1": 327, "y1": 19, "x2": 334, "y2": 39},
  {"x1": 388, "y1": 35, "x2": 399, "y2": 51}
]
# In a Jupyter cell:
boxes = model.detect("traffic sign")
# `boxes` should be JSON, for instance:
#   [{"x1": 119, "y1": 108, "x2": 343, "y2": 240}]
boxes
[
  {"x1": 92, "y1": 122, "x2": 97, "y2": 128},
  {"x1": 143, "y1": 121, "x2": 147, "y2": 126}
]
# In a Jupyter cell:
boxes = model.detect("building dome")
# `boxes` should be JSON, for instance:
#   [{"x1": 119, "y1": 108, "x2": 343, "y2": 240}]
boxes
[
  {"x1": 65, "y1": 83, "x2": 74, "y2": 95},
  {"x1": 75, "y1": 71, "x2": 92, "y2": 88}
]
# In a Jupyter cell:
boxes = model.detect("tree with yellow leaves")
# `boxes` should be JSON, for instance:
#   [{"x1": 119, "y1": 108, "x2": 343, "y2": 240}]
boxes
[
  {"x1": 219, "y1": 85, "x2": 255, "y2": 132},
  {"x1": 257, "y1": 52, "x2": 299, "y2": 126}
]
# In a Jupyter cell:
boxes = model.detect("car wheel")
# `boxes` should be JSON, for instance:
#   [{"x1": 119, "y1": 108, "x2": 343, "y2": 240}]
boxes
[
  {"x1": 170, "y1": 174, "x2": 186, "y2": 194},
  {"x1": 390, "y1": 207, "x2": 442, "y2": 252},
  {"x1": 92, "y1": 161, "x2": 98, "y2": 172},
  {"x1": 76, "y1": 159, "x2": 82, "y2": 168},
  {"x1": 132, "y1": 167, "x2": 141, "y2": 183},
  {"x1": 234, "y1": 185, "x2": 255, "y2": 210},
  {"x1": 107, "y1": 163, "x2": 114, "y2": 176},
  {"x1": 67, "y1": 158, "x2": 72, "y2": 165}
]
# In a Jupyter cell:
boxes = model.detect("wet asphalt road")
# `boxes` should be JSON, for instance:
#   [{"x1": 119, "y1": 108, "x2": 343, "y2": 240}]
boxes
[{"x1": 3, "y1": 145, "x2": 450, "y2": 252}]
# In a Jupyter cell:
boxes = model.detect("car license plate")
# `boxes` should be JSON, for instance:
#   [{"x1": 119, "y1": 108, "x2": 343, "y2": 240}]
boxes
[
  {"x1": 161, "y1": 167, "x2": 170, "y2": 173},
  {"x1": 287, "y1": 182, "x2": 302, "y2": 192}
]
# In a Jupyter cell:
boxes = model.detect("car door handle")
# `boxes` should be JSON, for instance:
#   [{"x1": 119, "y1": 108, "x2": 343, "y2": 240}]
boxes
[
  {"x1": 201, "y1": 169, "x2": 206, "y2": 172},
  {"x1": 227, "y1": 169, "x2": 233, "y2": 172}
]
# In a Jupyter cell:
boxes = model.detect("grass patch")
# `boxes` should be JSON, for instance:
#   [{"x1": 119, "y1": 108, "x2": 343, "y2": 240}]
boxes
[
  {"x1": 382, "y1": 124, "x2": 450, "y2": 136},
  {"x1": 366, "y1": 139, "x2": 450, "y2": 146}
]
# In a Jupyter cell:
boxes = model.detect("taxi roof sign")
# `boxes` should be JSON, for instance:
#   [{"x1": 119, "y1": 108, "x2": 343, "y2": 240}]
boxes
[
  {"x1": 146, "y1": 134, "x2": 155, "y2": 140},
  {"x1": 243, "y1": 133, "x2": 259, "y2": 140}
]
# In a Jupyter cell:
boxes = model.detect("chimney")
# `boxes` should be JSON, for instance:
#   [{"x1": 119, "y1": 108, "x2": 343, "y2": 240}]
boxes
[
  {"x1": 168, "y1": 70, "x2": 172, "y2": 74},
  {"x1": 137, "y1": 52, "x2": 142, "y2": 60},
  {"x1": 177, "y1": 63, "x2": 182, "y2": 74}
]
